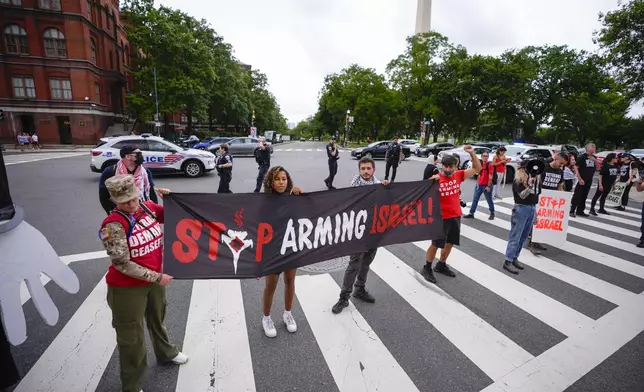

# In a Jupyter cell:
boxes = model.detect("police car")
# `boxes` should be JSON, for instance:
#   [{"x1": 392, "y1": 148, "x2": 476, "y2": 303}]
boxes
[{"x1": 90, "y1": 134, "x2": 217, "y2": 177}]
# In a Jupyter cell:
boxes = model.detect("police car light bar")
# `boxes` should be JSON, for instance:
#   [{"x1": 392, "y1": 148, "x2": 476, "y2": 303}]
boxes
[{"x1": 141, "y1": 133, "x2": 152, "y2": 138}]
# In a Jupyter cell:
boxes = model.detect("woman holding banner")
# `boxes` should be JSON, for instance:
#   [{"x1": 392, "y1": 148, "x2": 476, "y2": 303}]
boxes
[
  {"x1": 261, "y1": 166, "x2": 304, "y2": 338},
  {"x1": 99, "y1": 175, "x2": 188, "y2": 392},
  {"x1": 503, "y1": 160, "x2": 541, "y2": 275}
]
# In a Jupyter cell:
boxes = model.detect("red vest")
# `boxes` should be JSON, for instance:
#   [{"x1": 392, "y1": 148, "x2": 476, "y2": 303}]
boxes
[{"x1": 101, "y1": 202, "x2": 164, "y2": 287}]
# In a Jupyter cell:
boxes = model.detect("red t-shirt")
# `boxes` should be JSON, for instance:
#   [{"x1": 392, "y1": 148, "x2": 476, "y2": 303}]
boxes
[
  {"x1": 438, "y1": 170, "x2": 465, "y2": 219},
  {"x1": 101, "y1": 202, "x2": 164, "y2": 287},
  {"x1": 493, "y1": 156, "x2": 506, "y2": 173},
  {"x1": 478, "y1": 162, "x2": 494, "y2": 186}
]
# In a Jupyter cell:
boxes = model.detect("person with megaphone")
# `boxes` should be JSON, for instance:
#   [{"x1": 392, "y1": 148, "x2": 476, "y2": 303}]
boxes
[{"x1": 502, "y1": 158, "x2": 543, "y2": 274}]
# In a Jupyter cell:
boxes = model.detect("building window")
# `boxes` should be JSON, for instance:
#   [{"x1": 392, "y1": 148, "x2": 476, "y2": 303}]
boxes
[
  {"x1": 4, "y1": 25, "x2": 28, "y2": 54},
  {"x1": 43, "y1": 28, "x2": 67, "y2": 57},
  {"x1": 86, "y1": 0, "x2": 92, "y2": 20},
  {"x1": 90, "y1": 39, "x2": 97, "y2": 63},
  {"x1": 38, "y1": 0, "x2": 60, "y2": 10},
  {"x1": 0, "y1": 0, "x2": 22, "y2": 5},
  {"x1": 50, "y1": 79, "x2": 72, "y2": 100},
  {"x1": 94, "y1": 82, "x2": 100, "y2": 102},
  {"x1": 12, "y1": 77, "x2": 36, "y2": 98}
]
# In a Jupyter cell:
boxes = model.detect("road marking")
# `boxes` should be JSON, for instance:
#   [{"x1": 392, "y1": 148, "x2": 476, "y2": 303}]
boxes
[
  {"x1": 414, "y1": 240, "x2": 594, "y2": 336},
  {"x1": 468, "y1": 206, "x2": 644, "y2": 279},
  {"x1": 481, "y1": 292, "x2": 644, "y2": 392},
  {"x1": 306, "y1": 148, "x2": 313, "y2": 151},
  {"x1": 14, "y1": 277, "x2": 115, "y2": 392},
  {"x1": 4, "y1": 152, "x2": 87, "y2": 166},
  {"x1": 285, "y1": 148, "x2": 293, "y2": 151},
  {"x1": 275, "y1": 149, "x2": 283, "y2": 151},
  {"x1": 21, "y1": 250, "x2": 108, "y2": 305},
  {"x1": 296, "y1": 274, "x2": 419, "y2": 392},
  {"x1": 460, "y1": 223, "x2": 637, "y2": 306},
  {"x1": 372, "y1": 248, "x2": 533, "y2": 380},
  {"x1": 490, "y1": 203, "x2": 644, "y2": 256},
  {"x1": 176, "y1": 280, "x2": 256, "y2": 392}
]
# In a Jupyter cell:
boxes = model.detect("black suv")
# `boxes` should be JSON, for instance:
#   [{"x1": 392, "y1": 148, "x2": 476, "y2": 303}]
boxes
[
  {"x1": 350, "y1": 141, "x2": 412, "y2": 160},
  {"x1": 415, "y1": 142, "x2": 455, "y2": 157}
]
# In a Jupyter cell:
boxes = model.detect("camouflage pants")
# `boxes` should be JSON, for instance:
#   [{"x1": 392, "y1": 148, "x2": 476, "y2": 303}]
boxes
[{"x1": 107, "y1": 284, "x2": 179, "y2": 392}]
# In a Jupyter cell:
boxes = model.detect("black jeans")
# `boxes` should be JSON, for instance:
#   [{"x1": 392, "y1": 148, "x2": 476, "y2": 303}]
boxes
[
  {"x1": 385, "y1": 161, "x2": 399, "y2": 182},
  {"x1": 339, "y1": 249, "x2": 378, "y2": 299},
  {"x1": 0, "y1": 322, "x2": 20, "y2": 389},
  {"x1": 570, "y1": 180, "x2": 592, "y2": 214},
  {"x1": 255, "y1": 165, "x2": 269, "y2": 193},
  {"x1": 621, "y1": 183, "x2": 633, "y2": 207},
  {"x1": 325, "y1": 159, "x2": 338, "y2": 187},
  {"x1": 590, "y1": 181, "x2": 612, "y2": 211},
  {"x1": 218, "y1": 171, "x2": 232, "y2": 193},
  {"x1": 564, "y1": 179, "x2": 574, "y2": 192}
]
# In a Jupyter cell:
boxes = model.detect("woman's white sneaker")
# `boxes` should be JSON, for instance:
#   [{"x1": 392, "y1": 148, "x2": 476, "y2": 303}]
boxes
[
  {"x1": 262, "y1": 315, "x2": 277, "y2": 338},
  {"x1": 171, "y1": 352, "x2": 189, "y2": 365},
  {"x1": 283, "y1": 311, "x2": 297, "y2": 333}
]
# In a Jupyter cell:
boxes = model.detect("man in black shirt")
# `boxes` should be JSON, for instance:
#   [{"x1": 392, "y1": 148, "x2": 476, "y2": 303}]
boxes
[
  {"x1": 324, "y1": 137, "x2": 339, "y2": 190},
  {"x1": 384, "y1": 137, "x2": 403, "y2": 182},
  {"x1": 423, "y1": 155, "x2": 439, "y2": 180},
  {"x1": 253, "y1": 136, "x2": 271, "y2": 193},
  {"x1": 570, "y1": 143, "x2": 598, "y2": 217},
  {"x1": 216, "y1": 144, "x2": 233, "y2": 193}
]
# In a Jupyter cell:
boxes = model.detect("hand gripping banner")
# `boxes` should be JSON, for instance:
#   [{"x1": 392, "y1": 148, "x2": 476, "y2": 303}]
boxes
[{"x1": 163, "y1": 180, "x2": 443, "y2": 279}]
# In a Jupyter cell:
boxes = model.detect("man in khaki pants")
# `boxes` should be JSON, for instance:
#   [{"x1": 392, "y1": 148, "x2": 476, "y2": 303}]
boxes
[{"x1": 99, "y1": 175, "x2": 188, "y2": 391}]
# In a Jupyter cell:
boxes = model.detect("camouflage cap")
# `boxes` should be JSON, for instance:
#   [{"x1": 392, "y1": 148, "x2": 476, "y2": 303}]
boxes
[{"x1": 105, "y1": 174, "x2": 141, "y2": 203}]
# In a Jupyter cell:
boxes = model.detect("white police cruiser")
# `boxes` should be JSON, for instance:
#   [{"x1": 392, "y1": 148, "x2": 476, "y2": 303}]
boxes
[{"x1": 90, "y1": 134, "x2": 217, "y2": 177}]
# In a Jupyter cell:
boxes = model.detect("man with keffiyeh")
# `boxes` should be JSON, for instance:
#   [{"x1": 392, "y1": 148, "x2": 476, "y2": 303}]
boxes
[{"x1": 99, "y1": 146, "x2": 166, "y2": 215}]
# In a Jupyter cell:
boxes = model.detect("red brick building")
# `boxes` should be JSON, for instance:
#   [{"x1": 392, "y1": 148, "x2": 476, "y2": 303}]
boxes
[{"x1": 0, "y1": 0, "x2": 130, "y2": 145}]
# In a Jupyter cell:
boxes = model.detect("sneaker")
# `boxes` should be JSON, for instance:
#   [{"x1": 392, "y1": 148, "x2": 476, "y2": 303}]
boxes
[
  {"x1": 577, "y1": 211, "x2": 589, "y2": 217},
  {"x1": 353, "y1": 289, "x2": 375, "y2": 303},
  {"x1": 570, "y1": 211, "x2": 576, "y2": 218},
  {"x1": 598, "y1": 209, "x2": 610, "y2": 215},
  {"x1": 460, "y1": 200, "x2": 467, "y2": 208},
  {"x1": 283, "y1": 311, "x2": 297, "y2": 333},
  {"x1": 512, "y1": 260, "x2": 525, "y2": 270},
  {"x1": 637, "y1": 242, "x2": 644, "y2": 249},
  {"x1": 329, "y1": 186, "x2": 337, "y2": 190},
  {"x1": 420, "y1": 264, "x2": 437, "y2": 283},
  {"x1": 503, "y1": 261, "x2": 519, "y2": 274},
  {"x1": 332, "y1": 298, "x2": 349, "y2": 314},
  {"x1": 589, "y1": 209, "x2": 597, "y2": 216},
  {"x1": 434, "y1": 262, "x2": 456, "y2": 277},
  {"x1": 463, "y1": 214, "x2": 474, "y2": 219},
  {"x1": 171, "y1": 352, "x2": 189, "y2": 365},
  {"x1": 488, "y1": 212, "x2": 495, "y2": 220},
  {"x1": 494, "y1": 195, "x2": 502, "y2": 200},
  {"x1": 615, "y1": 206, "x2": 626, "y2": 211},
  {"x1": 534, "y1": 242, "x2": 547, "y2": 251},
  {"x1": 262, "y1": 316, "x2": 277, "y2": 338}
]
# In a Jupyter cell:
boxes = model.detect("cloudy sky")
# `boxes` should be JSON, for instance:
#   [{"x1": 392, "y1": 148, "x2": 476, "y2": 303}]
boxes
[{"x1": 159, "y1": 0, "x2": 635, "y2": 124}]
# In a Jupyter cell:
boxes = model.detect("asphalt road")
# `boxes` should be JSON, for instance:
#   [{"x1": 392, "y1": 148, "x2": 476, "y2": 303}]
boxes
[{"x1": 4, "y1": 141, "x2": 644, "y2": 392}]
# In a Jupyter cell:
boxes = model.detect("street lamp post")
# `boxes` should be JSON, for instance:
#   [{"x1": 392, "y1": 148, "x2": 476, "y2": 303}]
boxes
[{"x1": 153, "y1": 67, "x2": 160, "y2": 136}]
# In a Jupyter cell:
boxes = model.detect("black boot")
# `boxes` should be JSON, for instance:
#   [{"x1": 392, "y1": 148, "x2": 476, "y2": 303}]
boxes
[
  {"x1": 332, "y1": 298, "x2": 349, "y2": 314},
  {"x1": 420, "y1": 263, "x2": 437, "y2": 283},
  {"x1": 353, "y1": 288, "x2": 375, "y2": 303},
  {"x1": 503, "y1": 260, "x2": 519, "y2": 274},
  {"x1": 512, "y1": 259, "x2": 525, "y2": 270}
]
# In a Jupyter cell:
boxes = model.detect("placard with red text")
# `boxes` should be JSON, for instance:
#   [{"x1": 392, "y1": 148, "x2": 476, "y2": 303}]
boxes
[{"x1": 532, "y1": 189, "x2": 572, "y2": 246}]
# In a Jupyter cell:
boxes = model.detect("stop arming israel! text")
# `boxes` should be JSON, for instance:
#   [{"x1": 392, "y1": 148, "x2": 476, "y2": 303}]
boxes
[
  {"x1": 163, "y1": 181, "x2": 443, "y2": 279},
  {"x1": 532, "y1": 189, "x2": 572, "y2": 246}
]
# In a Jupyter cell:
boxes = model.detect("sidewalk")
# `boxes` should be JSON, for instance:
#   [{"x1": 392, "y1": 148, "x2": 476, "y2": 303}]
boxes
[{"x1": 1, "y1": 144, "x2": 93, "y2": 155}]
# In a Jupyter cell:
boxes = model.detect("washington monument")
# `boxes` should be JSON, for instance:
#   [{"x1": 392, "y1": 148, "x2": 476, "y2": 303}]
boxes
[{"x1": 415, "y1": 0, "x2": 432, "y2": 33}]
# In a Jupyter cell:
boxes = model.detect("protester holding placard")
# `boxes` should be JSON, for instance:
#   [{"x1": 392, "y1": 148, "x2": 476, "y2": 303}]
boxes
[
  {"x1": 570, "y1": 143, "x2": 598, "y2": 217},
  {"x1": 260, "y1": 166, "x2": 304, "y2": 338},
  {"x1": 332, "y1": 157, "x2": 390, "y2": 315},
  {"x1": 590, "y1": 153, "x2": 619, "y2": 216},
  {"x1": 615, "y1": 153, "x2": 638, "y2": 211},
  {"x1": 421, "y1": 145, "x2": 481, "y2": 284},
  {"x1": 503, "y1": 160, "x2": 542, "y2": 275}
]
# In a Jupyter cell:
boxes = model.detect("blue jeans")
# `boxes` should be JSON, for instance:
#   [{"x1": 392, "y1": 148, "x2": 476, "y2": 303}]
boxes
[
  {"x1": 469, "y1": 184, "x2": 494, "y2": 215},
  {"x1": 505, "y1": 204, "x2": 536, "y2": 261}
]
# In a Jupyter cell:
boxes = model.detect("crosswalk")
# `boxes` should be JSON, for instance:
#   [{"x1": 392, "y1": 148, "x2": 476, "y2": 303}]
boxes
[
  {"x1": 3, "y1": 152, "x2": 88, "y2": 166},
  {"x1": 9, "y1": 199, "x2": 644, "y2": 392}
]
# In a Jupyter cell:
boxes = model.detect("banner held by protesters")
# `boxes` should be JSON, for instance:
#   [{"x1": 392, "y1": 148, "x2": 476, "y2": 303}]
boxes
[{"x1": 163, "y1": 181, "x2": 443, "y2": 279}]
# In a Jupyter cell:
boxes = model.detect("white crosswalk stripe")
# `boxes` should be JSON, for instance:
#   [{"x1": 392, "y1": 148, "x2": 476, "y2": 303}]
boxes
[
  {"x1": 11, "y1": 198, "x2": 644, "y2": 392},
  {"x1": 3, "y1": 152, "x2": 87, "y2": 166}
]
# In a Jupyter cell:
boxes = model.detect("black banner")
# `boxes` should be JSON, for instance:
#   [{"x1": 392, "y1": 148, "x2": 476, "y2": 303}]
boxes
[{"x1": 163, "y1": 180, "x2": 443, "y2": 279}]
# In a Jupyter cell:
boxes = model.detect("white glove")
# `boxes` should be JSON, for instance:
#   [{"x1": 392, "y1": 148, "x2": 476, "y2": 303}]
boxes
[{"x1": 0, "y1": 220, "x2": 80, "y2": 345}]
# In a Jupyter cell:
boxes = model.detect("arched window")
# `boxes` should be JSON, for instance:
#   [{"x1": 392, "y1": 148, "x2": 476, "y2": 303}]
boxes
[
  {"x1": 4, "y1": 25, "x2": 28, "y2": 54},
  {"x1": 90, "y1": 38, "x2": 96, "y2": 63},
  {"x1": 43, "y1": 28, "x2": 66, "y2": 57},
  {"x1": 38, "y1": 0, "x2": 61, "y2": 10}
]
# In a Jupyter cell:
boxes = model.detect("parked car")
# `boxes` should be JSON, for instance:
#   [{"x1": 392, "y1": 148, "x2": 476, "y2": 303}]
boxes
[
  {"x1": 542, "y1": 144, "x2": 580, "y2": 158},
  {"x1": 193, "y1": 137, "x2": 231, "y2": 150},
  {"x1": 415, "y1": 142, "x2": 455, "y2": 157},
  {"x1": 438, "y1": 146, "x2": 493, "y2": 169},
  {"x1": 500, "y1": 144, "x2": 556, "y2": 182},
  {"x1": 628, "y1": 148, "x2": 644, "y2": 161},
  {"x1": 399, "y1": 139, "x2": 421, "y2": 151},
  {"x1": 469, "y1": 141, "x2": 507, "y2": 150},
  {"x1": 350, "y1": 141, "x2": 412, "y2": 160},
  {"x1": 90, "y1": 134, "x2": 216, "y2": 177},
  {"x1": 207, "y1": 136, "x2": 273, "y2": 157}
]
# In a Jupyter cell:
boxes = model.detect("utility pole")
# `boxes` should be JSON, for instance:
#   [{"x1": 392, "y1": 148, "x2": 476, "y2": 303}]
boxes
[{"x1": 153, "y1": 67, "x2": 160, "y2": 136}]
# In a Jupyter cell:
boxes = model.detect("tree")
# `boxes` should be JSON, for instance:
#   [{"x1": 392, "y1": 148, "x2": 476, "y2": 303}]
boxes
[{"x1": 595, "y1": 0, "x2": 644, "y2": 100}]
